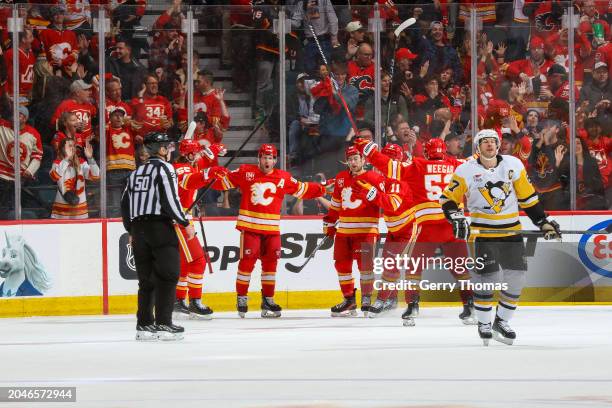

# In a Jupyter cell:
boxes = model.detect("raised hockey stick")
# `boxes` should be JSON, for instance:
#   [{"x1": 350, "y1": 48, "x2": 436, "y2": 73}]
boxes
[
  {"x1": 182, "y1": 121, "x2": 197, "y2": 141},
  {"x1": 385, "y1": 18, "x2": 417, "y2": 137},
  {"x1": 306, "y1": 23, "x2": 359, "y2": 135},
  {"x1": 286, "y1": 236, "x2": 332, "y2": 273},
  {"x1": 472, "y1": 223, "x2": 612, "y2": 237}
]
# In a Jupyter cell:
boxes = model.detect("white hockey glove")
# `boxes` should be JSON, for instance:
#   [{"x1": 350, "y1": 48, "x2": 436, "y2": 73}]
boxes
[{"x1": 449, "y1": 211, "x2": 470, "y2": 241}]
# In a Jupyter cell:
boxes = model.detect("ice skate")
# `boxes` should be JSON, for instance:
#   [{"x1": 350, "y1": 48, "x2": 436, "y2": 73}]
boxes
[
  {"x1": 135, "y1": 324, "x2": 158, "y2": 341},
  {"x1": 331, "y1": 290, "x2": 357, "y2": 317},
  {"x1": 237, "y1": 295, "x2": 248, "y2": 318},
  {"x1": 492, "y1": 317, "x2": 516, "y2": 345},
  {"x1": 408, "y1": 295, "x2": 420, "y2": 317},
  {"x1": 155, "y1": 324, "x2": 185, "y2": 341},
  {"x1": 261, "y1": 293, "x2": 282, "y2": 318},
  {"x1": 382, "y1": 296, "x2": 398, "y2": 312},
  {"x1": 401, "y1": 304, "x2": 416, "y2": 326},
  {"x1": 478, "y1": 322, "x2": 493, "y2": 346},
  {"x1": 459, "y1": 298, "x2": 477, "y2": 325},
  {"x1": 189, "y1": 299, "x2": 213, "y2": 320},
  {"x1": 368, "y1": 298, "x2": 385, "y2": 318},
  {"x1": 361, "y1": 294, "x2": 371, "y2": 317},
  {"x1": 172, "y1": 299, "x2": 190, "y2": 319}
]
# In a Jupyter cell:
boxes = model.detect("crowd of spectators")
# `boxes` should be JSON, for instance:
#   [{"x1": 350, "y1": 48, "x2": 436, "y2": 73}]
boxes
[{"x1": 0, "y1": 0, "x2": 610, "y2": 220}]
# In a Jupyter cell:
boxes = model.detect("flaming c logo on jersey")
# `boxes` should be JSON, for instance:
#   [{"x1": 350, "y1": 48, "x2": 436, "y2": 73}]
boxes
[
  {"x1": 478, "y1": 181, "x2": 512, "y2": 213},
  {"x1": 341, "y1": 187, "x2": 362, "y2": 210},
  {"x1": 250, "y1": 182, "x2": 276, "y2": 206}
]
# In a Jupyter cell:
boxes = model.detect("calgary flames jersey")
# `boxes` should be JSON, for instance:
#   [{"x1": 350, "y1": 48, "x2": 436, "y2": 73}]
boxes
[
  {"x1": 217, "y1": 164, "x2": 324, "y2": 235},
  {"x1": 368, "y1": 149, "x2": 461, "y2": 225},
  {"x1": 324, "y1": 170, "x2": 385, "y2": 237},
  {"x1": 174, "y1": 162, "x2": 212, "y2": 214},
  {"x1": 379, "y1": 178, "x2": 414, "y2": 237},
  {"x1": 440, "y1": 155, "x2": 540, "y2": 237}
]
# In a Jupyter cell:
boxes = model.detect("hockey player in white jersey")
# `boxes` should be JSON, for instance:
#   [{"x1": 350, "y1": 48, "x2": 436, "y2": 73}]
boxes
[{"x1": 439, "y1": 129, "x2": 562, "y2": 346}]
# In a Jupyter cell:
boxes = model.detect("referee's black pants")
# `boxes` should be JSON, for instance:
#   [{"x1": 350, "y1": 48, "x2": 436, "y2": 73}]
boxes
[{"x1": 131, "y1": 219, "x2": 180, "y2": 326}]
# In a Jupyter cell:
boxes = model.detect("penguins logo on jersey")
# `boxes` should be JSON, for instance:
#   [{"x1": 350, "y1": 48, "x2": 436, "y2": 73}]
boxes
[{"x1": 478, "y1": 181, "x2": 512, "y2": 213}]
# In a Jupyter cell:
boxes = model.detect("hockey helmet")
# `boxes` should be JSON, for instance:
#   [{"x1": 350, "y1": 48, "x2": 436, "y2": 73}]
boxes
[
  {"x1": 381, "y1": 143, "x2": 403, "y2": 161},
  {"x1": 473, "y1": 128, "x2": 501, "y2": 157},
  {"x1": 179, "y1": 139, "x2": 201, "y2": 156},
  {"x1": 424, "y1": 137, "x2": 446, "y2": 160},
  {"x1": 345, "y1": 145, "x2": 362, "y2": 159},
  {"x1": 259, "y1": 143, "x2": 278, "y2": 158},
  {"x1": 144, "y1": 132, "x2": 173, "y2": 154}
]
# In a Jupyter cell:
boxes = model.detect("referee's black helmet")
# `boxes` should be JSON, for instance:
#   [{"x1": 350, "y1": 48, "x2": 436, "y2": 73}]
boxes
[{"x1": 144, "y1": 132, "x2": 173, "y2": 155}]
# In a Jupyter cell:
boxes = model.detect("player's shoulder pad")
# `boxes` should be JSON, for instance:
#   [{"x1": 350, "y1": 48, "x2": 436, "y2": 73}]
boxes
[{"x1": 500, "y1": 154, "x2": 525, "y2": 171}]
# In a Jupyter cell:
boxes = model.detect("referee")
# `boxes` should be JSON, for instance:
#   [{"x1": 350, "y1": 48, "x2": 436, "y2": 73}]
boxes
[{"x1": 121, "y1": 132, "x2": 194, "y2": 341}]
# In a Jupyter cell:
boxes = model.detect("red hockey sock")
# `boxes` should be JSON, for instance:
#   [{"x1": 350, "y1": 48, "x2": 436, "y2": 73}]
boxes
[
  {"x1": 261, "y1": 271, "x2": 276, "y2": 297},
  {"x1": 360, "y1": 270, "x2": 374, "y2": 296},
  {"x1": 236, "y1": 258, "x2": 256, "y2": 296},
  {"x1": 335, "y1": 260, "x2": 354, "y2": 297},
  {"x1": 176, "y1": 274, "x2": 188, "y2": 300}
]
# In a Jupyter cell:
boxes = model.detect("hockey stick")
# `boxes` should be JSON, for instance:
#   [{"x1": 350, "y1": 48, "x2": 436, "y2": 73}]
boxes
[
  {"x1": 194, "y1": 205, "x2": 214, "y2": 275},
  {"x1": 186, "y1": 111, "x2": 271, "y2": 215},
  {"x1": 286, "y1": 236, "x2": 332, "y2": 273},
  {"x1": 472, "y1": 223, "x2": 612, "y2": 237},
  {"x1": 385, "y1": 18, "x2": 416, "y2": 138},
  {"x1": 182, "y1": 121, "x2": 197, "y2": 141},
  {"x1": 306, "y1": 23, "x2": 359, "y2": 135}
]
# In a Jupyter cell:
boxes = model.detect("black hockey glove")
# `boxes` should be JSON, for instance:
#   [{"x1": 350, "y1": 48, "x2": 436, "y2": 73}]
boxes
[
  {"x1": 448, "y1": 211, "x2": 470, "y2": 241},
  {"x1": 536, "y1": 217, "x2": 562, "y2": 240}
]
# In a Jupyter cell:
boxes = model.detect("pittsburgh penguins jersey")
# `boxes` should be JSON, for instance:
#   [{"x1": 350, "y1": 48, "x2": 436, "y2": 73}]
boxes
[{"x1": 440, "y1": 154, "x2": 540, "y2": 237}]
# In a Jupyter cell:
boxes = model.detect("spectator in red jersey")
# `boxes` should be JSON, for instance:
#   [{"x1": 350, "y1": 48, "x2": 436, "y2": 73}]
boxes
[
  {"x1": 103, "y1": 77, "x2": 135, "y2": 135},
  {"x1": 192, "y1": 70, "x2": 230, "y2": 136},
  {"x1": 130, "y1": 74, "x2": 173, "y2": 139},
  {"x1": 107, "y1": 39, "x2": 147, "y2": 101},
  {"x1": 149, "y1": 1, "x2": 185, "y2": 74},
  {"x1": 52, "y1": 111, "x2": 85, "y2": 154},
  {"x1": 106, "y1": 107, "x2": 136, "y2": 216},
  {"x1": 37, "y1": 5, "x2": 79, "y2": 76},
  {"x1": 395, "y1": 120, "x2": 423, "y2": 162},
  {"x1": 0, "y1": 107, "x2": 43, "y2": 219},
  {"x1": 582, "y1": 117, "x2": 612, "y2": 195},
  {"x1": 49, "y1": 138, "x2": 99, "y2": 219},
  {"x1": 3, "y1": 30, "x2": 36, "y2": 105},
  {"x1": 51, "y1": 80, "x2": 97, "y2": 142}
]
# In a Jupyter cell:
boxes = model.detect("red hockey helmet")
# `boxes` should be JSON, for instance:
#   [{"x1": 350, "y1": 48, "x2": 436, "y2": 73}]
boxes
[
  {"x1": 424, "y1": 137, "x2": 446, "y2": 160},
  {"x1": 259, "y1": 143, "x2": 278, "y2": 158},
  {"x1": 381, "y1": 143, "x2": 403, "y2": 161},
  {"x1": 179, "y1": 139, "x2": 201, "y2": 156},
  {"x1": 345, "y1": 145, "x2": 361, "y2": 159}
]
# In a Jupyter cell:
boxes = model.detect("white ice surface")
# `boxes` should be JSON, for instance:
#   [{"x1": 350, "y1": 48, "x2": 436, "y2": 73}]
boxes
[{"x1": 1, "y1": 306, "x2": 612, "y2": 408}]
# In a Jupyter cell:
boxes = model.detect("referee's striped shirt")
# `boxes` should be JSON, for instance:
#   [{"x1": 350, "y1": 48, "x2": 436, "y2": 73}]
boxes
[{"x1": 121, "y1": 157, "x2": 189, "y2": 231}]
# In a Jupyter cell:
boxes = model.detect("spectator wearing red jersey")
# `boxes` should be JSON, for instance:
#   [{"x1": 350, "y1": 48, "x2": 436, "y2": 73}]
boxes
[
  {"x1": 106, "y1": 107, "x2": 136, "y2": 216},
  {"x1": 395, "y1": 120, "x2": 423, "y2": 162},
  {"x1": 347, "y1": 43, "x2": 375, "y2": 119},
  {"x1": 37, "y1": 5, "x2": 79, "y2": 75},
  {"x1": 582, "y1": 117, "x2": 612, "y2": 200},
  {"x1": 193, "y1": 70, "x2": 229, "y2": 134},
  {"x1": 130, "y1": 74, "x2": 173, "y2": 139},
  {"x1": 51, "y1": 79, "x2": 97, "y2": 142},
  {"x1": 103, "y1": 77, "x2": 134, "y2": 133},
  {"x1": 3, "y1": 30, "x2": 36, "y2": 105},
  {"x1": 52, "y1": 111, "x2": 85, "y2": 154}
]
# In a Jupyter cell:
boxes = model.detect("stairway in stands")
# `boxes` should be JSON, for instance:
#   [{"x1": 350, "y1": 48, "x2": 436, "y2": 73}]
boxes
[{"x1": 141, "y1": 8, "x2": 269, "y2": 169}]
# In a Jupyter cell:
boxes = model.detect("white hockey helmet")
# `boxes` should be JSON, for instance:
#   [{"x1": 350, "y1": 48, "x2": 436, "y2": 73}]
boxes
[{"x1": 473, "y1": 129, "x2": 500, "y2": 156}]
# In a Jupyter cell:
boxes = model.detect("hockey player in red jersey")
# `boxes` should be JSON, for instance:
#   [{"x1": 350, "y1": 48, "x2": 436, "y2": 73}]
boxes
[
  {"x1": 323, "y1": 146, "x2": 386, "y2": 317},
  {"x1": 358, "y1": 143, "x2": 416, "y2": 318},
  {"x1": 173, "y1": 139, "x2": 228, "y2": 319},
  {"x1": 215, "y1": 144, "x2": 326, "y2": 318},
  {"x1": 355, "y1": 137, "x2": 475, "y2": 326}
]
